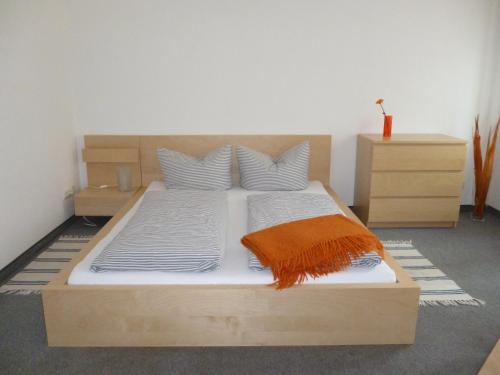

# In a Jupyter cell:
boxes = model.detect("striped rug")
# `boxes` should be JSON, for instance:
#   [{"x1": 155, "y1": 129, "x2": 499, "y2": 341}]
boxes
[
  {"x1": 0, "y1": 237, "x2": 485, "y2": 306},
  {"x1": 0, "y1": 235, "x2": 93, "y2": 295},
  {"x1": 384, "y1": 240, "x2": 484, "y2": 306}
]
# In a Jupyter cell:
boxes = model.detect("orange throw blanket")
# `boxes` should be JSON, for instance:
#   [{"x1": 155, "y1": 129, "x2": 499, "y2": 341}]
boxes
[{"x1": 241, "y1": 214, "x2": 384, "y2": 289}]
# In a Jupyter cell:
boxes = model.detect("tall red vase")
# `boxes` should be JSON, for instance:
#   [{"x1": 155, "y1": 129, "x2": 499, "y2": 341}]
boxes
[{"x1": 383, "y1": 115, "x2": 393, "y2": 138}]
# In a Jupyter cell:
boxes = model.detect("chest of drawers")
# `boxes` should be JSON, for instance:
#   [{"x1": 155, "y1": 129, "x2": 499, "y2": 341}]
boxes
[{"x1": 353, "y1": 134, "x2": 467, "y2": 227}]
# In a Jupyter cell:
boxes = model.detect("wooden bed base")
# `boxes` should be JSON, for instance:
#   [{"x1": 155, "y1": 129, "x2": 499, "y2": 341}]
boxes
[{"x1": 42, "y1": 135, "x2": 419, "y2": 346}]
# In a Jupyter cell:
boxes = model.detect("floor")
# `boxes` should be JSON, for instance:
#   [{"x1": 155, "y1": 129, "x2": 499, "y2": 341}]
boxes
[{"x1": 0, "y1": 210, "x2": 499, "y2": 375}]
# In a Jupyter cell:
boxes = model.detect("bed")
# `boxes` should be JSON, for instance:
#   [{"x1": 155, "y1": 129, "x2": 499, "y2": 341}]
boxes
[{"x1": 42, "y1": 135, "x2": 419, "y2": 346}]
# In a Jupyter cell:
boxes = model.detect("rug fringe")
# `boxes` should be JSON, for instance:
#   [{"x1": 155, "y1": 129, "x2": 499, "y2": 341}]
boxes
[
  {"x1": 0, "y1": 289, "x2": 41, "y2": 296},
  {"x1": 420, "y1": 298, "x2": 485, "y2": 307},
  {"x1": 382, "y1": 240, "x2": 413, "y2": 246}
]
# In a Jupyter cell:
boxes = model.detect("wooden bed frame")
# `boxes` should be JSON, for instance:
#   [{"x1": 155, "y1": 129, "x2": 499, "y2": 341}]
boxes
[{"x1": 42, "y1": 135, "x2": 419, "y2": 346}]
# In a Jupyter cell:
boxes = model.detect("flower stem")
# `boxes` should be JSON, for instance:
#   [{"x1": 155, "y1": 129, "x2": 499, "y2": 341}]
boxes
[{"x1": 379, "y1": 104, "x2": 386, "y2": 115}]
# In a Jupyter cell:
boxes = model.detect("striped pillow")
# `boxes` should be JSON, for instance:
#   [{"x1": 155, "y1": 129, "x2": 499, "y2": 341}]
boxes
[
  {"x1": 236, "y1": 142, "x2": 310, "y2": 191},
  {"x1": 157, "y1": 145, "x2": 232, "y2": 190}
]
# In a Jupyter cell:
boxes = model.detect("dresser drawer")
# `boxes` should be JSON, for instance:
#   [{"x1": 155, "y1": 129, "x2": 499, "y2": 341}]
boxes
[
  {"x1": 368, "y1": 197, "x2": 460, "y2": 223},
  {"x1": 372, "y1": 144, "x2": 465, "y2": 171},
  {"x1": 370, "y1": 171, "x2": 464, "y2": 197}
]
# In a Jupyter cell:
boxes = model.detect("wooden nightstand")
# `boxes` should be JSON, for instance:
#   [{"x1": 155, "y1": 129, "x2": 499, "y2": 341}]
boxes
[
  {"x1": 353, "y1": 134, "x2": 466, "y2": 228},
  {"x1": 74, "y1": 187, "x2": 139, "y2": 216},
  {"x1": 77, "y1": 135, "x2": 142, "y2": 217}
]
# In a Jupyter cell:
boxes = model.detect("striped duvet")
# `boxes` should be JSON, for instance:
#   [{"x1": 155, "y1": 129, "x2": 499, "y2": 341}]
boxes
[
  {"x1": 246, "y1": 193, "x2": 382, "y2": 271},
  {"x1": 91, "y1": 190, "x2": 227, "y2": 273}
]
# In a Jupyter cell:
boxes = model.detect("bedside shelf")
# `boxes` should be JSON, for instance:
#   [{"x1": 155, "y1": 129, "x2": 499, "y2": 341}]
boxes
[{"x1": 74, "y1": 187, "x2": 139, "y2": 217}]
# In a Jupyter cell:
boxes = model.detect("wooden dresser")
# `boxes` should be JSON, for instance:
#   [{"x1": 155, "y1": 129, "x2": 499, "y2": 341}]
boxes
[{"x1": 353, "y1": 134, "x2": 466, "y2": 228}]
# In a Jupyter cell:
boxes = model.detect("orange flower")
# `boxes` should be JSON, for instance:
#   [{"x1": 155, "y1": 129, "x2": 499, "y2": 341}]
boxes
[{"x1": 375, "y1": 98, "x2": 386, "y2": 115}]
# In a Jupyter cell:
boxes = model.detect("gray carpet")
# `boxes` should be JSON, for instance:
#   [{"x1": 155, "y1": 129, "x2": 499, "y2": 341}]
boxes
[{"x1": 1, "y1": 211, "x2": 499, "y2": 375}]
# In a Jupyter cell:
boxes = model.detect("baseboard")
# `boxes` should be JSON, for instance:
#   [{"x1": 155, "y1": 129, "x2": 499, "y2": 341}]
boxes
[
  {"x1": 349, "y1": 205, "x2": 498, "y2": 219},
  {"x1": 460, "y1": 204, "x2": 500, "y2": 217},
  {"x1": 0, "y1": 215, "x2": 78, "y2": 286},
  {"x1": 486, "y1": 205, "x2": 500, "y2": 218}
]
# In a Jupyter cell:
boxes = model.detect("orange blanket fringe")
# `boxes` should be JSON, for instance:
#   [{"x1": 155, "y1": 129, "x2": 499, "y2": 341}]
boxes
[{"x1": 241, "y1": 214, "x2": 385, "y2": 289}]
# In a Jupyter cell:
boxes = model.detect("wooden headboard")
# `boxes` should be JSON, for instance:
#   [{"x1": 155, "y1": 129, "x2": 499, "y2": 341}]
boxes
[{"x1": 84, "y1": 135, "x2": 332, "y2": 187}]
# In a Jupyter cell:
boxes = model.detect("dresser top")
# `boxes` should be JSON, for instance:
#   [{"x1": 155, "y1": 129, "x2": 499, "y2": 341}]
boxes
[{"x1": 359, "y1": 134, "x2": 467, "y2": 144}]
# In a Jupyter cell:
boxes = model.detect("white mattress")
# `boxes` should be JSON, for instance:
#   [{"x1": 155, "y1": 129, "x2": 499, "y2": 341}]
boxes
[{"x1": 68, "y1": 181, "x2": 396, "y2": 285}]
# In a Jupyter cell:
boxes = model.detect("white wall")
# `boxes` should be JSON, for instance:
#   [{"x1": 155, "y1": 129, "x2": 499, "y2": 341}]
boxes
[
  {"x1": 490, "y1": 146, "x2": 500, "y2": 211},
  {"x1": 484, "y1": 1, "x2": 500, "y2": 210},
  {"x1": 65, "y1": 0, "x2": 497, "y2": 205},
  {"x1": 0, "y1": 1, "x2": 78, "y2": 269},
  {"x1": 489, "y1": 130, "x2": 500, "y2": 210}
]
